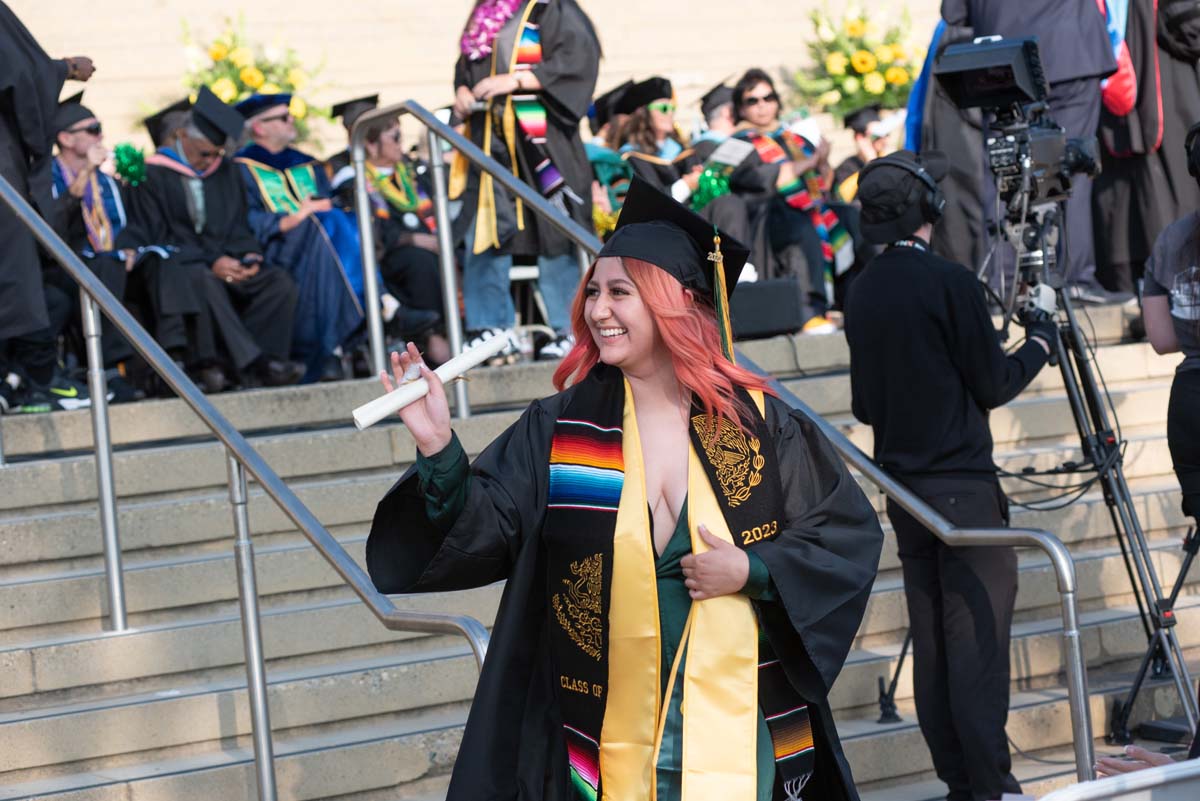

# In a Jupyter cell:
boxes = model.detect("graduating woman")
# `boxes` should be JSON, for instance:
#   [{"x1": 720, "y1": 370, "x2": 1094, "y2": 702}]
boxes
[
  {"x1": 367, "y1": 177, "x2": 883, "y2": 801},
  {"x1": 451, "y1": 0, "x2": 600, "y2": 358}
]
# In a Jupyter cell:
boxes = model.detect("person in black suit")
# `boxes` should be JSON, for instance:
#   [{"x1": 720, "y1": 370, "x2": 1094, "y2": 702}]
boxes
[{"x1": 941, "y1": 0, "x2": 1124, "y2": 304}]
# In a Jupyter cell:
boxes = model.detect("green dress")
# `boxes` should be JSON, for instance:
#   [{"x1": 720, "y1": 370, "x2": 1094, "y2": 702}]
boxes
[{"x1": 417, "y1": 440, "x2": 777, "y2": 800}]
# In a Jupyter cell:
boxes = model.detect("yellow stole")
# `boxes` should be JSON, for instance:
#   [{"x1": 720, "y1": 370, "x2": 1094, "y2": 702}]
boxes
[{"x1": 601, "y1": 380, "x2": 762, "y2": 799}]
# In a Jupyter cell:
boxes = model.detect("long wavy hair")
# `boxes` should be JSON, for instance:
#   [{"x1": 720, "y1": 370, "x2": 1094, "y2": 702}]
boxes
[
  {"x1": 618, "y1": 106, "x2": 686, "y2": 156},
  {"x1": 553, "y1": 257, "x2": 775, "y2": 431}
]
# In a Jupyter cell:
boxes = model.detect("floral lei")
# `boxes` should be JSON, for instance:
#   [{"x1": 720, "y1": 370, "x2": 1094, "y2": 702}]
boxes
[{"x1": 461, "y1": 0, "x2": 524, "y2": 61}]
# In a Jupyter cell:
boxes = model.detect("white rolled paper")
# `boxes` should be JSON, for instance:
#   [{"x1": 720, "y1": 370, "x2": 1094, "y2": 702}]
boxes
[{"x1": 352, "y1": 334, "x2": 510, "y2": 430}]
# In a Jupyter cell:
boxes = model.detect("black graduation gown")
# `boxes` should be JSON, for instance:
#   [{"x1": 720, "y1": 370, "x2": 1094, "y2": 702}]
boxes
[
  {"x1": 0, "y1": 2, "x2": 65, "y2": 340},
  {"x1": 452, "y1": 0, "x2": 599, "y2": 258},
  {"x1": 122, "y1": 160, "x2": 297, "y2": 368},
  {"x1": 1092, "y1": 1, "x2": 1200, "y2": 290},
  {"x1": 367, "y1": 386, "x2": 884, "y2": 801}
]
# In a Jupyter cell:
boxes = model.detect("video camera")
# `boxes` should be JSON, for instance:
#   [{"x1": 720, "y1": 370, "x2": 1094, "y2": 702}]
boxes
[{"x1": 934, "y1": 37, "x2": 1099, "y2": 217}]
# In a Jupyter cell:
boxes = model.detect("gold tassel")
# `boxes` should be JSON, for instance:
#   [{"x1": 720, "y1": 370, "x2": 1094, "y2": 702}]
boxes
[{"x1": 708, "y1": 227, "x2": 735, "y2": 363}]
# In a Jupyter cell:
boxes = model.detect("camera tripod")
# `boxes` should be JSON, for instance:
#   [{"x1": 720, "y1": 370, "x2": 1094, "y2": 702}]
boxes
[{"x1": 995, "y1": 201, "x2": 1200, "y2": 744}]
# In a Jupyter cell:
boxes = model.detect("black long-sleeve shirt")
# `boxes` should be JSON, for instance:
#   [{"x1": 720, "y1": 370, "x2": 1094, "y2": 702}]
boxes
[{"x1": 844, "y1": 241, "x2": 1049, "y2": 477}]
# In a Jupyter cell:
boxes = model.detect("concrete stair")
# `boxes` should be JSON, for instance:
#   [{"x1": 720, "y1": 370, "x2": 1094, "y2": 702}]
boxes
[{"x1": 0, "y1": 301, "x2": 1192, "y2": 800}]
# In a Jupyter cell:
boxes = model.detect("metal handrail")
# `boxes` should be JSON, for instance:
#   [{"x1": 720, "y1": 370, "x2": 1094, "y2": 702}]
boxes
[
  {"x1": 1040, "y1": 754, "x2": 1200, "y2": 800},
  {"x1": 0, "y1": 175, "x2": 490, "y2": 801},
  {"x1": 741, "y1": 355, "x2": 1096, "y2": 781},
  {"x1": 348, "y1": 100, "x2": 602, "y2": 415}
]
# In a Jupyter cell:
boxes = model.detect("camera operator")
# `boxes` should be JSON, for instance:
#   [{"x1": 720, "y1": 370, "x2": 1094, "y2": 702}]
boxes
[
  {"x1": 941, "y1": 0, "x2": 1124, "y2": 304},
  {"x1": 844, "y1": 150, "x2": 1056, "y2": 801},
  {"x1": 1142, "y1": 123, "x2": 1200, "y2": 529}
]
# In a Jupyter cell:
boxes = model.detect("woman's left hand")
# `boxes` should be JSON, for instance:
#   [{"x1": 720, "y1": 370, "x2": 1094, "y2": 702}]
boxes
[
  {"x1": 681, "y1": 525, "x2": 750, "y2": 600},
  {"x1": 472, "y1": 74, "x2": 520, "y2": 100}
]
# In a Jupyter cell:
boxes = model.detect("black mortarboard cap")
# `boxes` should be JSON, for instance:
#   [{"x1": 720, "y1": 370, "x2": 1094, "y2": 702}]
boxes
[
  {"x1": 193, "y1": 86, "x2": 246, "y2": 146},
  {"x1": 613, "y1": 77, "x2": 673, "y2": 116},
  {"x1": 142, "y1": 97, "x2": 191, "y2": 147},
  {"x1": 700, "y1": 81, "x2": 734, "y2": 120},
  {"x1": 590, "y1": 80, "x2": 633, "y2": 130},
  {"x1": 858, "y1": 149, "x2": 949, "y2": 244},
  {"x1": 844, "y1": 103, "x2": 881, "y2": 134},
  {"x1": 331, "y1": 94, "x2": 379, "y2": 129},
  {"x1": 600, "y1": 176, "x2": 748, "y2": 304},
  {"x1": 55, "y1": 91, "x2": 96, "y2": 134},
  {"x1": 235, "y1": 93, "x2": 291, "y2": 119}
]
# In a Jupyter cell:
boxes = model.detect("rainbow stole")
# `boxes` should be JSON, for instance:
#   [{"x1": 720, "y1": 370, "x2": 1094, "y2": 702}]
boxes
[
  {"x1": 54, "y1": 158, "x2": 122, "y2": 252},
  {"x1": 744, "y1": 129, "x2": 852, "y2": 278},
  {"x1": 510, "y1": 0, "x2": 567, "y2": 197},
  {"x1": 237, "y1": 158, "x2": 322, "y2": 214},
  {"x1": 542, "y1": 368, "x2": 816, "y2": 800}
]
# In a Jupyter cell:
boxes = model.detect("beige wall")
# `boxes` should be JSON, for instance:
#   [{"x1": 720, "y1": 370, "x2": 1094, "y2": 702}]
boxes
[{"x1": 13, "y1": 0, "x2": 939, "y2": 154}]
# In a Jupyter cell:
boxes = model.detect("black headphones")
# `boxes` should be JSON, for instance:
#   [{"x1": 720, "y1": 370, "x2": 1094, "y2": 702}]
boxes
[
  {"x1": 860, "y1": 155, "x2": 946, "y2": 226},
  {"x1": 1186, "y1": 121, "x2": 1200, "y2": 177}
]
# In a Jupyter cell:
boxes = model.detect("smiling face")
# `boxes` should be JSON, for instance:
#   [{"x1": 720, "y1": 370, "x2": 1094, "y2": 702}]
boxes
[
  {"x1": 647, "y1": 98, "x2": 676, "y2": 140},
  {"x1": 584, "y1": 257, "x2": 668, "y2": 376}
]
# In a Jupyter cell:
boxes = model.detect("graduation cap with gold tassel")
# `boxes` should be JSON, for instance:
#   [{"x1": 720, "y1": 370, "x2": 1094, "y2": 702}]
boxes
[{"x1": 597, "y1": 175, "x2": 748, "y2": 362}]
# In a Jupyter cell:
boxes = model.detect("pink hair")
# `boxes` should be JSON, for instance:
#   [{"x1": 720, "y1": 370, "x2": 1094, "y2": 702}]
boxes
[{"x1": 552, "y1": 257, "x2": 775, "y2": 432}]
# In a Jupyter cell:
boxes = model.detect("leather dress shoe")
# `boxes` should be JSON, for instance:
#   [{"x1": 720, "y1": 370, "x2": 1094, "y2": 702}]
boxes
[
  {"x1": 197, "y1": 365, "x2": 230, "y2": 394},
  {"x1": 319, "y1": 355, "x2": 345, "y2": 382},
  {"x1": 258, "y1": 358, "x2": 305, "y2": 387},
  {"x1": 388, "y1": 307, "x2": 441, "y2": 341}
]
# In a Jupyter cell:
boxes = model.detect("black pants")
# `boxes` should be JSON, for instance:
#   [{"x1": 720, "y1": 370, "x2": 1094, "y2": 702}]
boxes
[
  {"x1": 1168, "y1": 369, "x2": 1200, "y2": 521},
  {"x1": 886, "y1": 474, "x2": 1020, "y2": 801},
  {"x1": 380, "y1": 244, "x2": 445, "y2": 313},
  {"x1": 195, "y1": 265, "x2": 298, "y2": 370}
]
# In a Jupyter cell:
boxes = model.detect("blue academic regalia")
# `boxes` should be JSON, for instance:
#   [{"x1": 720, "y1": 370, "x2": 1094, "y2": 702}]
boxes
[{"x1": 235, "y1": 143, "x2": 364, "y2": 381}]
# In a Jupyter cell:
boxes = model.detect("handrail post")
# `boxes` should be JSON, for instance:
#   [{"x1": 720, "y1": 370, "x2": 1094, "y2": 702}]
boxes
[
  {"x1": 576, "y1": 243, "x2": 592, "y2": 277},
  {"x1": 227, "y1": 451, "x2": 277, "y2": 801},
  {"x1": 426, "y1": 128, "x2": 470, "y2": 419},
  {"x1": 82, "y1": 289, "x2": 126, "y2": 631},
  {"x1": 1059, "y1": 587, "x2": 1095, "y2": 781},
  {"x1": 351, "y1": 141, "x2": 387, "y2": 378}
]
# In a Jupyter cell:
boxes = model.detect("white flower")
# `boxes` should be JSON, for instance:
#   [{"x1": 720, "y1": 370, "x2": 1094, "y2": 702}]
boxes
[
  {"x1": 817, "y1": 23, "x2": 836, "y2": 42},
  {"x1": 183, "y1": 44, "x2": 205, "y2": 71},
  {"x1": 263, "y1": 43, "x2": 284, "y2": 63}
]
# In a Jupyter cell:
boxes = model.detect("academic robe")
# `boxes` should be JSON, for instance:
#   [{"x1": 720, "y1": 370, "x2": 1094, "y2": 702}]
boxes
[
  {"x1": 48, "y1": 159, "x2": 138, "y2": 364},
  {"x1": 452, "y1": 0, "x2": 600, "y2": 258},
  {"x1": 122, "y1": 156, "x2": 297, "y2": 369},
  {"x1": 1092, "y1": 0, "x2": 1200, "y2": 292},
  {"x1": 236, "y1": 143, "x2": 364, "y2": 381},
  {"x1": 367, "y1": 380, "x2": 884, "y2": 801},
  {"x1": 0, "y1": 1, "x2": 65, "y2": 340}
]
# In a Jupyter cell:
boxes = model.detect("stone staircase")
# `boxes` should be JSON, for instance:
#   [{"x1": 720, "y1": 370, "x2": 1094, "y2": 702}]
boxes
[{"x1": 0, "y1": 303, "x2": 1194, "y2": 801}]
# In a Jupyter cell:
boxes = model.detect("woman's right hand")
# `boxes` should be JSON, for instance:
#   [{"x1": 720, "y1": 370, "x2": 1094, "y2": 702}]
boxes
[
  {"x1": 383, "y1": 342, "x2": 453, "y2": 457},
  {"x1": 453, "y1": 85, "x2": 477, "y2": 122}
]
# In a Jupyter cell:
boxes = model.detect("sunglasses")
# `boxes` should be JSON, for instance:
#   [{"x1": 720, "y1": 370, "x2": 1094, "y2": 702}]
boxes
[
  {"x1": 67, "y1": 122, "x2": 103, "y2": 136},
  {"x1": 742, "y1": 92, "x2": 779, "y2": 107},
  {"x1": 258, "y1": 111, "x2": 292, "y2": 124},
  {"x1": 648, "y1": 101, "x2": 676, "y2": 114}
]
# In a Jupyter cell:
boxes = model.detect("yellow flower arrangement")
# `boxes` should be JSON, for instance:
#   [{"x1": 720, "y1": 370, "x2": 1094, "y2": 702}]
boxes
[
  {"x1": 228, "y1": 46, "x2": 253, "y2": 69},
  {"x1": 239, "y1": 66, "x2": 265, "y2": 89},
  {"x1": 851, "y1": 50, "x2": 878, "y2": 74},
  {"x1": 791, "y1": 8, "x2": 917, "y2": 122},
  {"x1": 180, "y1": 17, "x2": 325, "y2": 142},
  {"x1": 211, "y1": 77, "x2": 238, "y2": 104}
]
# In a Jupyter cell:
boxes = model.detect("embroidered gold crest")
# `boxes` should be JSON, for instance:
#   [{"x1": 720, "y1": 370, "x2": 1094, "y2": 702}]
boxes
[
  {"x1": 552, "y1": 553, "x2": 603, "y2": 660},
  {"x1": 692, "y1": 414, "x2": 765, "y2": 507}
]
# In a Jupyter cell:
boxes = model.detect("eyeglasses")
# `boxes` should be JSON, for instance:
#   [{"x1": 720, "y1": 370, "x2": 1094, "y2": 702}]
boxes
[
  {"x1": 258, "y1": 111, "x2": 292, "y2": 124},
  {"x1": 195, "y1": 146, "x2": 226, "y2": 159},
  {"x1": 741, "y1": 92, "x2": 779, "y2": 107},
  {"x1": 387, "y1": 129, "x2": 402, "y2": 144},
  {"x1": 67, "y1": 122, "x2": 103, "y2": 136},
  {"x1": 647, "y1": 101, "x2": 676, "y2": 114}
]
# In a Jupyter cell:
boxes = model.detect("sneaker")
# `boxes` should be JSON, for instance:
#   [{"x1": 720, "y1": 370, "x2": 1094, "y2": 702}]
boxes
[
  {"x1": 801, "y1": 315, "x2": 838, "y2": 335},
  {"x1": 462, "y1": 328, "x2": 520, "y2": 366},
  {"x1": 105, "y1": 371, "x2": 144, "y2": 404},
  {"x1": 0, "y1": 374, "x2": 19, "y2": 414},
  {"x1": 1066, "y1": 283, "x2": 1135, "y2": 306},
  {"x1": 46, "y1": 372, "x2": 93, "y2": 411},
  {"x1": 12, "y1": 384, "x2": 66, "y2": 414},
  {"x1": 537, "y1": 333, "x2": 575, "y2": 361}
]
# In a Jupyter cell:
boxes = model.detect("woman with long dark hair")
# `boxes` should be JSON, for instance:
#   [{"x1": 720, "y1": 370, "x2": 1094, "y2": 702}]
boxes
[
  {"x1": 451, "y1": 0, "x2": 601, "y2": 360},
  {"x1": 367, "y1": 178, "x2": 883, "y2": 800}
]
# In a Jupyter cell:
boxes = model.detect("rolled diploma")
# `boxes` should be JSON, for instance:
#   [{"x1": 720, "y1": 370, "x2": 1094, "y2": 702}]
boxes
[{"x1": 352, "y1": 334, "x2": 510, "y2": 430}]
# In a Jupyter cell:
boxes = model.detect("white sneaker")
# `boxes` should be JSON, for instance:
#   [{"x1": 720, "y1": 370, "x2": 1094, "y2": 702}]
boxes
[
  {"x1": 537, "y1": 333, "x2": 575, "y2": 361},
  {"x1": 462, "y1": 328, "x2": 520, "y2": 365}
]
